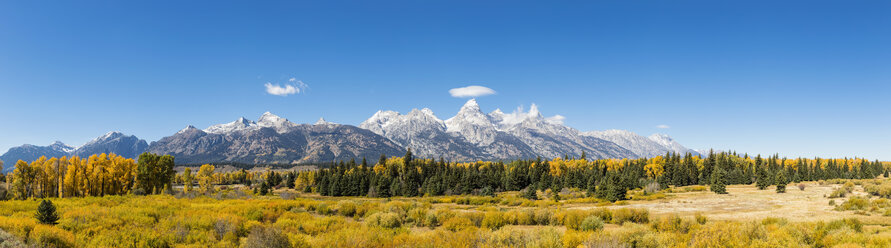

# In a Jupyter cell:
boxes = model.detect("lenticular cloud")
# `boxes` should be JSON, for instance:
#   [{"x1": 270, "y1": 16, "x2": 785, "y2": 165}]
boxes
[{"x1": 449, "y1": 85, "x2": 496, "y2": 98}]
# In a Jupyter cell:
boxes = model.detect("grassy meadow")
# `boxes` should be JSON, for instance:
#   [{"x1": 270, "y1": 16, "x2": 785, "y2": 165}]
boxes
[{"x1": 3, "y1": 179, "x2": 891, "y2": 248}]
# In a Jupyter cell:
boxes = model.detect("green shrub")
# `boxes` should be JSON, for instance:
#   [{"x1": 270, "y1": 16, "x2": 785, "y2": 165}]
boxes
[{"x1": 578, "y1": 216, "x2": 604, "y2": 231}]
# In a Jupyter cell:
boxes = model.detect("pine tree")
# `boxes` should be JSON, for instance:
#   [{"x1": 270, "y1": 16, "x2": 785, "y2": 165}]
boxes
[
  {"x1": 710, "y1": 166, "x2": 727, "y2": 194},
  {"x1": 775, "y1": 170, "x2": 787, "y2": 193},
  {"x1": 585, "y1": 176, "x2": 597, "y2": 197},
  {"x1": 604, "y1": 173, "x2": 626, "y2": 202},
  {"x1": 550, "y1": 184, "x2": 561, "y2": 202},
  {"x1": 403, "y1": 148, "x2": 413, "y2": 166},
  {"x1": 35, "y1": 199, "x2": 60, "y2": 225},
  {"x1": 521, "y1": 187, "x2": 538, "y2": 200},
  {"x1": 755, "y1": 165, "x2": 770, "y2": 190},
  {"x1": 259, "y1": 181, "x2": 270, "y2": 195}
]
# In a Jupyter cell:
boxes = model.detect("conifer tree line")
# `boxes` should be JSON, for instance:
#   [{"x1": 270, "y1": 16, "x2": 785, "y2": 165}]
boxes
[
  {"x1": 305, "y1": 149, "x2": 886, "y2": 201},
  {"x1": 2, "y1": 152, "x2": 174, "y2": 199}
]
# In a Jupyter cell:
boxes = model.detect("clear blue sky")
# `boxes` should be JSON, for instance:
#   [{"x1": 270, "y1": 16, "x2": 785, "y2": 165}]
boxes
[{"x1": 1, "y1": 1, "x2": 889, "y2": 160}]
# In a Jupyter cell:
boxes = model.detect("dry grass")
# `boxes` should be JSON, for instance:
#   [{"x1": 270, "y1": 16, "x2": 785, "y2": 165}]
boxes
[{"x1": 568, "y1": 182, "x2": 866, "y2": 222}]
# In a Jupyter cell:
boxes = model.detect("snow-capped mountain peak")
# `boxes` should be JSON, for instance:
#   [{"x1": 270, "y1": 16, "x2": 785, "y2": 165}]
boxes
[
  {"x1": 49, "y1": 141, "x2": 76, "y2": 153},
  {"x1": 100, "y1": 131, "x2": 123, "y2": 139},
  {"x1": 584, "y1": 130, "x2": 670, "y2": 158},
  {"x1": 257, "y1": 112, "x2": 294, "y2": 133},
  {"x1": 315, "y1": 117, "x2": 336, "y2": 125},
  {"x1": 406, "y1": 108, "x2": 444, "y2": 124},
  {"x1": 445, "y1": 99, "x2": 498, "y2": 145},
  {"x1": 447, "y1": 99, "x2": 494, "y2": 129},
  {"x1": 648, "y1": 133, "x2": 697, "y2": 155},
  {"x1": 648, "y1": 133, "x2": 674, "y2": 146},
  {"x1": 178, "y1": 125, "x2": 199, "y2": 134},
  {"x1": 83, "y1": 131, "x2": 125, "y2": 147},
  {"x1": 205, "y1": 117, "x2": 257, "y2": 134},
  {"x1": 459, "y1": 98, "x2": 481, "y2": 112}
]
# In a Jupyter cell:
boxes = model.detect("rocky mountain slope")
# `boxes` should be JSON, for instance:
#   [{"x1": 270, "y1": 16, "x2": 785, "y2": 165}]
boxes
[{"x1": 146, "y1": 113, "x2": 405, "y2": 164}]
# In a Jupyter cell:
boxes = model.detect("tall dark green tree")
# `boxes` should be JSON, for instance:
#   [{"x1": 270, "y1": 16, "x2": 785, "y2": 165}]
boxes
[
  {"x1": 35, "y1": 199, "x2": 60, "y2": 225},
  {"x1": 136, "y1": 152, "x2": 176, "y2": 194},
  {"x1": 775, "y1": 170, "x2": 787, "y2": 193},
  {"x1": 755, "y1": 165, "x2": 770, "y2": 190},
  {"x1": 710, "y1": 166, "x2": 727, "y2": 194}
]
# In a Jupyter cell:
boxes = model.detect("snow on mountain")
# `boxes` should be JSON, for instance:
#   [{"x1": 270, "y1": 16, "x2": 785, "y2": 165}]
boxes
[
  {"x1": 178, "y1": 125, "x2": 199, "y2": 134},
  {"x1": 205, "y1": 117, "x2": 257, "y2": 134},
  {"x1": 314, "y1": 117, "x2": 336, "y2": 126},
  {"x1": 74, "y1": 131, "x2": 148, "y2": 158},
  {"x1": 257, "y1": 112, "x2": 296, "y2": 133},
  {"x1": 363, "y1": 100, "x2": 636, "y2": 160},
  {"x1": 494, "y1": 105, "x2": 634, "y2": 159},
  {"x1": 648, "y1": 133, "x2": 698, "y2": 155},
  {"x1": 583, "y1": 130, "x2": 670, "y2": 158},
  {"x1": 0, "y1": 142, "x2": 74, "y2": 172},
  {"x1": 444, "y1": 99, "x2": 499, "y2": 146},
  {"x1": 358, "y1": 108, "x2": 481, "y2": 159},
  {"x1": 82, "y1": 131, "x2": 124, "y2": 147},
  {"x1": 151, "y1": 113, "x2": 404, "y2": 164},
  {"x1": 202, "y1": 112, "x2": 295, "y2": 134},
  {"x1": 50, "y1": 141, "x2": 76, "y2": 153}
]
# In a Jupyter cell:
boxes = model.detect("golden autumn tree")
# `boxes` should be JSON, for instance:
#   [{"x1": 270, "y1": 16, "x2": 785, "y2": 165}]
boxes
[
  {"x1": 182, "y1": 168, "x2": 193, "y2": 193},
  {"x1": 197, "y1": 164, "x2": 215, "y2": 193}
]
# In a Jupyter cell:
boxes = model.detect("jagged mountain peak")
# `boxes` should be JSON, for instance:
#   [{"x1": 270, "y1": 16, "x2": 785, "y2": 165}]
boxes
[
  {"x1": 584, "y1": 130, "x2": 670, "y2": 158},
  {"x1": 445, "y1": 99, "x2": 499, "y2": 146},
  {"x1": 447, "y1": 99, "x2": 493, "y2": 126},
  {"x1": 178, "y1": 125, "x2": 199, "y2": 134},
  {"x1": 236, "y1": 117, "x2": 252, "y2": 124},
  {"x1": 257, "y1": 112, "x2": 295, "y2": 133},
  {"x1": 74, "y1": 131, "x2": 148, "y2": 158},
  {"x1": 459, "y1": 99, "x2": 481, "y2": 112},
  {"x1": 205, "y1": 116, "x2": 257, "y2": 134},
  {"x1": 315, "y1": 117, "x2": 335, "y2": 125},
  {"x1": 85, "y1": 131, "x2": 127, "y2": 145},
  {"x1": 258, "y1": 111, "x2": 285, "y2": 124},
  {"x1": 648, "y1": 133, "x2": 697, "y2": 156},
  {"x1": 49, "y1": 141, "x2": 76, "y2": 153}
]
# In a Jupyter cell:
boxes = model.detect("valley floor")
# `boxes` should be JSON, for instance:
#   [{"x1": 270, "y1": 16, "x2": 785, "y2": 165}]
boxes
[{"x1": 2, "y1": 180, "x2": 891, "y2": 248}]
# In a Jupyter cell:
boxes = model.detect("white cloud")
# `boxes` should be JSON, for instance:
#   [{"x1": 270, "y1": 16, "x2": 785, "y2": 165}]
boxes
[
  {"x1": 449, "y1": 85, "x2": 496, "y2": 98},
  {"x1": 656, "y1": 124, "x2": 670, "y2": 129},
  {"x1": 265, "y1": 80, "x2": 307, "y2": 96},
  {"x1": 545, "y1": 115, "x2": 566, "y2": 125},
  {"x1": 497, "y1": 103, "x2": 566, "y2": 126}
]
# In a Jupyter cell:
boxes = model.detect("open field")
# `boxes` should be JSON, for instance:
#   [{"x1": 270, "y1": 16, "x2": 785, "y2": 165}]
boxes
[
  {"x1": 2, "y1": 179, "x2": 891, "y2": 247},
  {"x1": 588, "y1": 183, "x2": 854, "y2": 221}
]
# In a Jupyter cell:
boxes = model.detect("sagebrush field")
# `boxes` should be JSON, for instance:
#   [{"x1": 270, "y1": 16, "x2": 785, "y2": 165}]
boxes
[{"x1": 2, "y1": 179, "x2": 891, "y2": 248}]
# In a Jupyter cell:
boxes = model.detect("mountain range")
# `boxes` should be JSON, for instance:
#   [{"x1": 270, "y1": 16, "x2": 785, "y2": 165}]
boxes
[{"x1": 1, "y1": 99, "x2": 698, "y2": 172}]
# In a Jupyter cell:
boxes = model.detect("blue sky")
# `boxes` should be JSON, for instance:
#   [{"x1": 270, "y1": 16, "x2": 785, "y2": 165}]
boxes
[{"x1": 1, "y1": 1, "x2": 889, "y2": 160}]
